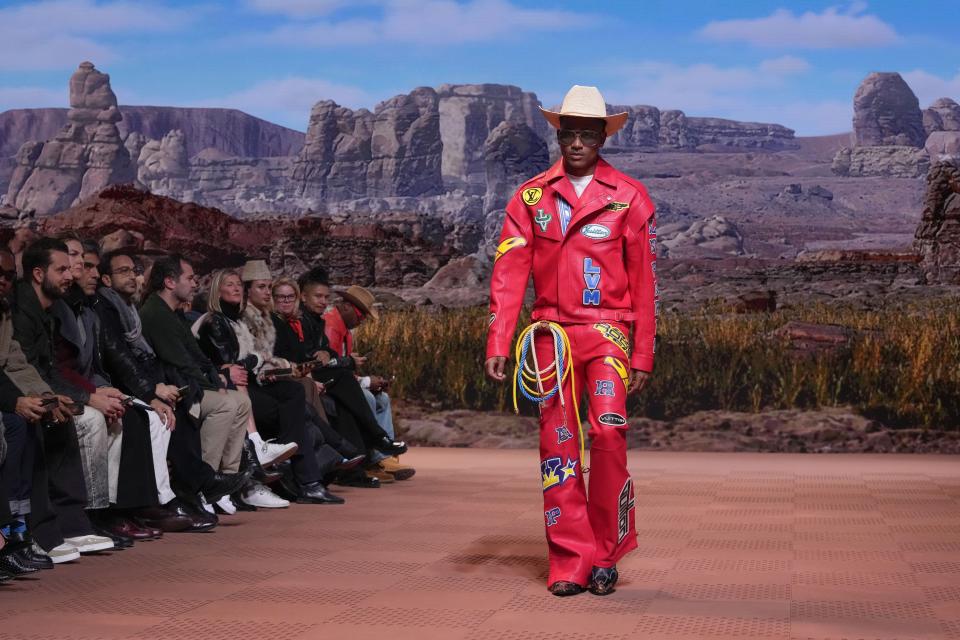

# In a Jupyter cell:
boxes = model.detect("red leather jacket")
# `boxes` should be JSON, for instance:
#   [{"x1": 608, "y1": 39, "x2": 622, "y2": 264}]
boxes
[{"x1": 486, "y1": 157, "x2": 659, "y2": 372}]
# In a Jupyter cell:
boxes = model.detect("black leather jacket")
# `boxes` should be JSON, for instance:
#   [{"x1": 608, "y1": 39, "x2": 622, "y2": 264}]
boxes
[
  {"x1": 195, "y1": 312, "x2": 258, "y2": 381},
  {"x1": 94, "y1": 292, "x2": 161, "y2": 402}
]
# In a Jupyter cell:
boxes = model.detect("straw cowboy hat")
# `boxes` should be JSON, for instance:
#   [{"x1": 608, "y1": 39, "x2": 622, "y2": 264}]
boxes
[
  {"x1": 539, "y1": 85, "x2": 628, "y2": 136},
  {"x1": 240, "y1": 259, "x2": 271, "y2": 282},
  {"x1": 337, "y1": 285, "x2": 380, "y2": 321}
]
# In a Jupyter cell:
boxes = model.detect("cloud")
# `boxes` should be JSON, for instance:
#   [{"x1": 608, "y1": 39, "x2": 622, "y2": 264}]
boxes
[
  {"x1": 247, "y1": 0, "x2": 599, "y2": 47},
  {"x1": 699, "y1": 4, "x2": 901, "y2": 49},
  {"x1": 598, "y1": 57, "x2": 850, "y2": 135},
  {"x1": 0, "y1": 0, "x2": 193, "y2": 70},
  {"x1": 759, "y1": 55, "x2": 812, "y2": 75},
  {"x1": 245, "y1": 0, "x2": 369, "y2": 18},
  {"x1": 0, "y1": 86, "x2": 67, "y2": 110},
  {"x1": 195, "y1": 76, "x2": 371, "y2": 129},
  {"x1": 605, "y1": 57, "x2": 812, "y2": 113},
  {"x1": 901, "y1": 69, "x2": 960, "y2": 107}
]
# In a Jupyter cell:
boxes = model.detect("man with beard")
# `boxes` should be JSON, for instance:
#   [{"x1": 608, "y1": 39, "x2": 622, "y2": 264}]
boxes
[
  {"x1": 291, "y1": 267, "x2": 406, "y2": 488},
  {"x1": 11, "y1": 237, "x2": 114, "y2": 562},
  {"x1": 139, "y1": 255, "x2": 251, "y2": 505},
  {"x1": 94, "y1": 248, "x2": 215, "y2": 533}
]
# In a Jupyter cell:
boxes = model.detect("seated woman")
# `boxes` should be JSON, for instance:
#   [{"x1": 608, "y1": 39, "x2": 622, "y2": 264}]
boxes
[
  {"x1": 193, "y1": 269, "x2": 344, "y2": 507},
  {"x1": 271, "y1": 276, "x2": 403, "y2": 488}
]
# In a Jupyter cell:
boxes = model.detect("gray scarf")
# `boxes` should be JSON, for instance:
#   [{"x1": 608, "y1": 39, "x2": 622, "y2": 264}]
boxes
[{"x1": 97, "y1": 286, "x2": 156, "y2": 358}]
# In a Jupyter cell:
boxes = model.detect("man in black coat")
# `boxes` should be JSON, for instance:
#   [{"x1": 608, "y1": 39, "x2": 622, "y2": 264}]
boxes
[{"x1": 96, "y1": 249, "x2": 226, "y2": 532}]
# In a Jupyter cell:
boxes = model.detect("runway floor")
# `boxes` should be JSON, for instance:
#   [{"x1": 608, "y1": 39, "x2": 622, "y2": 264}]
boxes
[{"x1": 1, "y1": 448, "x2": 959, "y2": 640}]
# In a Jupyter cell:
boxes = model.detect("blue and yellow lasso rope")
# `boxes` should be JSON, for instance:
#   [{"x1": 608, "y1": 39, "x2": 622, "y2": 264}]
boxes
[{"x1": 512, "y1": 321, "x2": 587, "y2": 469}]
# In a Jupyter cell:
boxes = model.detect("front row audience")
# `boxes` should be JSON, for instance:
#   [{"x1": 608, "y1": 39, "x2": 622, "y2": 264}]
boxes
[{"x1": 0, "y1": 237, "x2": 410, "y2": 581}]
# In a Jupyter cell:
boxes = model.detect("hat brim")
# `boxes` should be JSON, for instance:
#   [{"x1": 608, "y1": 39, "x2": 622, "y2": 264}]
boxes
[
  {"x1": 539, "y1": 107, "x2": 628, "y2": 137},
  {"x1": 337, "y1": 290, "x2": 380, "y2": 321}
]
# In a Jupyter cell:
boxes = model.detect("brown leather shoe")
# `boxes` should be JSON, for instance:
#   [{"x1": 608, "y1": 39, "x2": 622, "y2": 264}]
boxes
[
  {"x1": 132, "y1": 505, "x2": 193, "y2": 533},
  {"x1": 105, "y1": 518, "x2": 156, "y2": 540},
  {"x1": 380, "y1": 456, "x2": 416, "y2": 481},
  {"x1": 366, "y1": 465, "x2": 396, "y2": 484}
]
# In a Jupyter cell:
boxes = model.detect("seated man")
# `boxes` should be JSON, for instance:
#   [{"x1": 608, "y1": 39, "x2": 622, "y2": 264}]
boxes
[
  {"x1": 139, "y1": 255, "x2": 251, "y2": 510},
  {"x1": 324, "y1": 286, "x2": 414, "y2": 482},
  {"x1": 293, "y1": 267, "x2": 406, "y2": 487},
  {"x1": 52, "y1": 238, "x2": 167, "y2": 546},
  {"x1": 95, "y1": 248, "x2": 216, "y2": 533},
  {"x1": 11, "y1": 238, "x2": 114, "y2": 560}
]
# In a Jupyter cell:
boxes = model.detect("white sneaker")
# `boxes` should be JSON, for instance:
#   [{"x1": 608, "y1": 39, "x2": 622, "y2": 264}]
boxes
[
  {"x1": 48, "y1": 542, "x2": 81, "y2": 564},
  {"x1": 242, "y1": 482, "x2": 290, "y2": 509},
  {"x1": 255, "y1": 438, "x2": 298, "y2": 467},
  {"x1": 63, "y1": 534, "x2": 114, "y2": 553},
  {"x1": 215, "y1": 495, "x2": 237, "y2": 515},
  {"x1": 199, "y1": 493, "x2": 215, "y2": 515}
]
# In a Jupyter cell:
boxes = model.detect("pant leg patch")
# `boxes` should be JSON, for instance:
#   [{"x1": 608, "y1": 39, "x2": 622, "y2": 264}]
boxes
[
  {"x1": 545, "y1": 507, "x2": 561, "y2": 527},
  {"x1": 617, "y1": 479, "x2": 636, "y2": 543}
]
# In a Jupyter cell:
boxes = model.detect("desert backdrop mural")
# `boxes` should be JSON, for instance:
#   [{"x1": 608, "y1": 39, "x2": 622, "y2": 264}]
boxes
[{"x1": 1, "y1": 2, "x2": 958, "y2": 453}]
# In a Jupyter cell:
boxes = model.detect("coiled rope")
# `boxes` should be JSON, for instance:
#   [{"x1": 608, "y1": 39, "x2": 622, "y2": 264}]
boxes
[{"x1": 513, "y1": 321, "x2": 587, "y2": 470}]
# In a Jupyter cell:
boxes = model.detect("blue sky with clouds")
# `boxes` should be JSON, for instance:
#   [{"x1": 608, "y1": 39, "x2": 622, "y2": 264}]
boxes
[{"x1": 1, "y1": 0, "x2": 958, "y2": 136}]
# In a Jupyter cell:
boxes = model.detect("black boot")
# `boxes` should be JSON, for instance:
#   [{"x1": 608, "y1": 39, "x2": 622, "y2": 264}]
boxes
[
  {"x1": 242, "y1": 438, "x2": 282, "y2": 484},
  {"x1": 548, "y1": 581, "x2": 585, "y2": 597},
  {"x1": 588, "y1": 566, "x2": 619, "y2": 596}
]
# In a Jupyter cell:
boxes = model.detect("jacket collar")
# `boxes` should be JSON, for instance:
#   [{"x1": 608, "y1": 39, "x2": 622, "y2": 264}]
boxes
[
  {"x1": 542, "y1": 156, "x2": 619, "y2": 190},
  {"x1": 13, "y1": 280, "x2": 48, "y2": 320}
]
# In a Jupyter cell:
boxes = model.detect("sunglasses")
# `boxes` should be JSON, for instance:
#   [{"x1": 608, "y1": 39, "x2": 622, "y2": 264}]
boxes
[
  {"x1": 557, "y1": 128, "x2": 603, "y2": 148},
  {"x1": 274, "y1": 294, "x2": 297, "y2": 302},
  {"x1": 0, "y1": 269, "x2": 16, "y2": 282}
]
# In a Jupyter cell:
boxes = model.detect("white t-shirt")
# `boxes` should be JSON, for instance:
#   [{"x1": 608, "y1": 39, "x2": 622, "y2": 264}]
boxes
[{"x1": 568, "y1": 174, "x2": 593, "y2": 198}]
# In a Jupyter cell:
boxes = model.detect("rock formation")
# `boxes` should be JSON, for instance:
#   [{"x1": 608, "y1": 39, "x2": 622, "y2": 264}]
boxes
[
  {"x1": 832, "y1": 146, "x2": 930, "y2": 178},
  {"x1": 0, "y1": 106, "x2": 304, "y2": 159},
  {"x1": 851, "y1": 72, "x2": 926, "y2": 147},
  {"x1": 923, "y1": 98, "x2": 960, "y2": 136},
  {"x1": 660, "y1": 215, "x2": 745, "y2": 257},
  {"x1": 436, "y1": 84, "x2": 549, "y2": 192},
  {"x1": 833, "y1": 72, "x2": 943, "y2": 177},
  {"x1": 914, "y1": 160, "x2": 960, "y2": 284},
  {"x1": 604, "y1": 107, "x2": 797, "y2": 151},
  {"x1": 925, "y1": 131, "x2": 960, "y2": 162},
  {"x1": 30, "y1": 184, "x2": 451, "y2": 287},
  {"x1": 6, "y1": 62, "x2": 136, "y2": 215},
  {"x1": 137, "y1": 129, "x2": 191, "y2": 198},
  {"x1": 291, "y1": 88, "x2": 443, "y2": 201}
]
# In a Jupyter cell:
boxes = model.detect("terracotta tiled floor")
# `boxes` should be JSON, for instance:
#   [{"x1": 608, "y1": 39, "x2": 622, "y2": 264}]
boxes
[{"x1": 2, "y1": 449, "x2": 959, "y2": 640}]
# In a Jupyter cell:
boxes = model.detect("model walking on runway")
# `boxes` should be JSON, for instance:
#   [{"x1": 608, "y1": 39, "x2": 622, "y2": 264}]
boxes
[{"x1": 484, "y1": 85, "x2": 659, "y2": 597}]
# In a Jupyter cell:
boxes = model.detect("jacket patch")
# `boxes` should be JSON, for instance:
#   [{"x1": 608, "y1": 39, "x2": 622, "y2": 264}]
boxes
[
  {"x1": 495, "y1": 237, "x2": 526, "y2": 263},
  {"x1": 598, "y1": 412, "x2": 626, "y2": 427},
  {"x1": 534, "y1": 209, "x2": 552, "y2": 232},
  {"x1": 605, "y1": 201, "x2": 629, "y2": 212},
  {"x1": 581, "y1": 224, "x2": 611, "y2": 240},
  {"x1": 522, "y1": 187, "x2": 543, "y2": 205},
  {"x1": 593, "y1": 322, "x2": 629, "y2": 355},
  {"x1": 603, "y1": 356, "x2": 630, "y2": 388},
  {"x1": 582, "y1": 258, "x2": 601, "y2": 306}
]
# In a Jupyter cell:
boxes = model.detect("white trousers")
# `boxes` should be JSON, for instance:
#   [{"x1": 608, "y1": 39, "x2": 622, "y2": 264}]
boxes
[{"x1": 107, "y1": 401, "x2": 175, "y2": 505}]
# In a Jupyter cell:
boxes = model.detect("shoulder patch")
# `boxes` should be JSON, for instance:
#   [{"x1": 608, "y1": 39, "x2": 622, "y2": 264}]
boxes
[
  {"x1": 521, "y1": 187, "x2": 543, "y2": 206},
  {"x1": 494, "y1": 237, "x2": 527, "y2": 263}
]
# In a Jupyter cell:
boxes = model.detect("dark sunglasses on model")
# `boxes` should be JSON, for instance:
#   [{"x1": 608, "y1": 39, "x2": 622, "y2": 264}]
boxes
[
  {"x1": 557, "y1": 128, "x2": 603, "y2": 147},
  {"x1": 0, "y1": 269, "x2": 16, "y2": 282}
]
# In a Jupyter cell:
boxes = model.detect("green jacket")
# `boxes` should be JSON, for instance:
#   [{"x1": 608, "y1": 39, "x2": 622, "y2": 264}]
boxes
[{"x1": 139, "y1": 294, "x2": 223, "y2": 391}]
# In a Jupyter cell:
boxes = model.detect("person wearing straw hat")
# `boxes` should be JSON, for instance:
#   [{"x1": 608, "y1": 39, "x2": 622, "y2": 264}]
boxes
[
  {"x1": 324, "y1": 286, "x2": 415, "y2": 483},
  {"x1": 484, "y1": 85, "x2": 658, "y2": 596}
]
